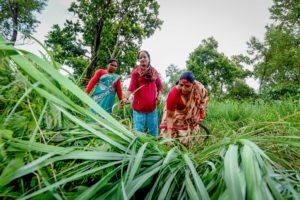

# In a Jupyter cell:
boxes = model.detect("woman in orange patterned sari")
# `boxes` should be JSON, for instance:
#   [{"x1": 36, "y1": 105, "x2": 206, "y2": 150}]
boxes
[{"x1": 159, "y1": 71, "x2": 209, "y2": 146}]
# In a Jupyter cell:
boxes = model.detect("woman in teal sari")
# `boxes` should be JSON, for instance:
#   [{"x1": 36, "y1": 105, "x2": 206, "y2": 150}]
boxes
[{"x1": 86, "y1": 59, "x2": 123, "y2": 114}]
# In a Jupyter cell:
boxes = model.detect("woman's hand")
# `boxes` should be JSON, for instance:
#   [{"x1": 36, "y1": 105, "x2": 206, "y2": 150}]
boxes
[
  {"x1": 166, "y1": 127, "x2": 173, "y2": 146},
  {"x1": 166, "y1": 141, "x2": 172, "y2": 147},
  {"x1": 120, "y1": 97, "x2": 128, "y2": 108},
  {"x1": 156, "y1": 95, "x2": 161, "y2": 105},
  {"x1": 121, "y1": 91, "x2": 132, "y2": 108}
]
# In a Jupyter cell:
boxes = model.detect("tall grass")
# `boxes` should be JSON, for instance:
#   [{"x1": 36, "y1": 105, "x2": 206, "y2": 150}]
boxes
[
  {"x1": 0, "y1": 35, "x2": 299, "y2": 199},
  {"x1": 202, "y1": 99, "x2": 299, "y2": 139}
]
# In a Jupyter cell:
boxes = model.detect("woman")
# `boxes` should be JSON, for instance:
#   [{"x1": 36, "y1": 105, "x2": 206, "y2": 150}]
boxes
[
  {"x1": 86, "y1": 59, "x2": 122, "y2": 114},
  {"x1": 159, "y1": 71, "x2": 209, "y2": 146},
  {"x1": 121, "y1": 50, "x2": 163, "y2": 137}
]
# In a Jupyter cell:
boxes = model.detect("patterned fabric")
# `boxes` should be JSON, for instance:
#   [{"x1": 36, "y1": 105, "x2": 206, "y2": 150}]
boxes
[
  {"x1": 169, "y1": 125, "x2": 201, "y2": 146},
  {"x1": 159, "y1": 81, "x2": 209, "y2": 146},
  {"x1": 133, "y1": 108, "x2": 158, "y2": 137},
  {"x1": 92, "y1": 74, "x2": 120, "y2": 114},
  {"x1": 128, "y1": 67, "x2": 163, "y2": 113},
  {"x1": 137, "y1": 65, "x2": 159, "y2": 82}
]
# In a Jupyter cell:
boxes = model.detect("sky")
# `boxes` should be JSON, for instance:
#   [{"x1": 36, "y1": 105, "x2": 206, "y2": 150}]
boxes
[{"x1": 19, "y1": 0, "x2": 274, "y2": 90}]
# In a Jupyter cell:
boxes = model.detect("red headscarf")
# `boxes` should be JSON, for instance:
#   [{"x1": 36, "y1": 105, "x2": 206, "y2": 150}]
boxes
[{"x1": 137, "y1": 64, "x2": 159, "y2": 82}]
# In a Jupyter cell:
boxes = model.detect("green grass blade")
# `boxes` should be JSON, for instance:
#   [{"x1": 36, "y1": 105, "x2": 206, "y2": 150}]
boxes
[
  {"x1": 0, "y1": 131, "x2": 68, "y2": 153},
  {"x1": 126, "y1": 160, "x2": 163, "y2": 199},
  {"x1": 30, "y1": 100, "x2": 48, "y2": 142},
  {"x1": 121, "y1": 181, "x2": 129, "y2": 200},
  {"x1": 126, "y1": 143, "x2": 148, "y2": 185},
  {"x1": 241, "y1": 144, "x2": 264, "y2": 199},
  {"x1": 2, "y1": 82, "x2": 39, "y2": 127},
  {"x1": 0, "y1": 158, "x2": 24, "y2": 186},
  {"x1": 239, "y1": 139, "x2": 273, "y2": 164},
  {"x1": 184, "y1": 154, "x2": 210, "y2": 200},
  {"x1": 224, "y1": 145, "x2": 243, "y2": 200},
  {"x1": 185, "y1": 170, "x2": 200, "y2": 200},
  {"x1": 3, "y1": 45, "x2": 133, "y2": 144},
  {"x1": 157, "y1": 168, "x2": 179, "y2": 200},
  {"x1": 75, "y1": 166, "x2": 122, "y2": 200},
  {"x1": 19, "y1": 161, "x2": 122, "y2": 200},
  {"x1": 55, "y1": 105, "x2": 128, "y2": 151},
  {"x1": 22, "y1": 50, "x2": 133, "y2": 137}
]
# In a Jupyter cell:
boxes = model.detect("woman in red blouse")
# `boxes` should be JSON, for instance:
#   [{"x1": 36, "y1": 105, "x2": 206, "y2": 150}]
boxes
[
  {"x1": 86, "y1": 59, "x2": 122, "y2": 114},
  {"x1": 121, "y1": 50, "x2": 163, "y2": 137},
  {"x1": 159, "y1": 71, "x2": 209, "y2": 146}
]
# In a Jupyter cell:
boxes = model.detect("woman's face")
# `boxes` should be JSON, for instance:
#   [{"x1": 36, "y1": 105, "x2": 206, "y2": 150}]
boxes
[
  {"x1": 178, "y1": 79, "x2": 193, "y2": 95},
  {"x1": 107, "y1": 61, "x2": 118, "y2": 73},
  {"x1": 138, "y1": 52, "x2": 149, "y2": 67}
]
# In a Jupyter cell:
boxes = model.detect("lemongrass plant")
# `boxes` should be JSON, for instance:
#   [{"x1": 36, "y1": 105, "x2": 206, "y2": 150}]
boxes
[{"x1": 0, "y1": 35, "x2": 299, "y2": 199}]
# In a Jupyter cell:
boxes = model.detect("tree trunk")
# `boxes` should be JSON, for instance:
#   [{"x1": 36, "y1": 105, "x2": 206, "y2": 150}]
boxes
[
  {"x1": 83, "y1": 0, "x2": 112, "y2": 85},
  {"x1": 8, "y1": 0, "x2": 18, "y2": 45},
  {"x1": 84, "y1": 56, "x2": 99, "y2": 85}
]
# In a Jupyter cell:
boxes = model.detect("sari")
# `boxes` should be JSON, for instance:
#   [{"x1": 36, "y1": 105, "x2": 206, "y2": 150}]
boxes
[
  {"x1": 159, "y1": 81, "x2": 209, "y2": 146},
  {"x1": 92, "y1": 74, "x2": 120, "y2": 114}
]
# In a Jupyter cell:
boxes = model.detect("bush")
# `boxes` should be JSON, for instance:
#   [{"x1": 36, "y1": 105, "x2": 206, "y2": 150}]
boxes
[
  {"x1": 226, "y1": 80, "x2": 257, "y2": 100},
  {"x1": 259, "y1": 83, "x2": 300, "y2": 100}
]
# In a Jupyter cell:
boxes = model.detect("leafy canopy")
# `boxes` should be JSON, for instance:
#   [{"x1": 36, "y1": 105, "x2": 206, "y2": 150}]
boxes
[
  {"x1": 0, "y1": 0, "x2": 47, "y2": 44},
  {"x1": 45, "y1": 0, "x2": 163, "y2": 82},
  {"x1": 247, "y1": 0, "x2": 300, "y2": 87},
  {"x1": 186, "y1": 37, "x2": 251, "y2": 97}
]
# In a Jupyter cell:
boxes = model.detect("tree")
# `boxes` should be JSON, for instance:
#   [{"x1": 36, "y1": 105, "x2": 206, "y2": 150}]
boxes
[
  {"x1": 186, "y1": 37, "x2": 250, "y2": 97},
  {"x1": 0, "y1": 0, "x2": 47, "y2": 45},
  {"x1": 165, "y1": 64, "x2": 184, "y2": 89},
  {"x1": 45, "y1": 0, "x2": 163, "y2": 84},
  {"x1": 45, "y1": 21, "x2": 89, "y2": 76},
  {"x1": 247, "y1": 0, "x2": 300, "y2": 87},
  {"x1": 226, "y1": 79, "x2": 256, "y2": 100}
]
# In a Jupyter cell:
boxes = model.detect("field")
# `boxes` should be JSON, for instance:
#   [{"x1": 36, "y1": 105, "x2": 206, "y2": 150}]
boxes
[{"x1": 0, "y1": 35, "x2": 299, "y2": 199}]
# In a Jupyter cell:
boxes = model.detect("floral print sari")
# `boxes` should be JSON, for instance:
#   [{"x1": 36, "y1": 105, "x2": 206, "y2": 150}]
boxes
[{"x1": 160, "y1": 81, "x2": 209, "y2": 146}]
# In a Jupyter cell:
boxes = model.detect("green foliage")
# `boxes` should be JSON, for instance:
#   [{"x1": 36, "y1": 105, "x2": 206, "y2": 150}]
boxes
[
  {"x1": 45, "y1": 0, "x2": 163, "y2": 81},
  {"x1": 226, "y1": 79, "x2": 257, "y2": 100},
  {"x1": 186, "y1": 37, "x2": 251, "y2": 98},
  {"x1": 44, "y1": 21, "x2": 88, "y2": 76},
  {"x1": 259, "y1": 83, "x2": 300, "y2": 100},
  {"x1": 204, "y1": 98, "x2": 299, "y2": 137},
  {"x1": 247, "y1": 0, "x2": 300, "y2": 87},
  {"x1": 0, "y1": 0, "x2": 47, "y2": 44},
  {"x1": 165, "y1": 64, "x2": 184, "y2": 89}
]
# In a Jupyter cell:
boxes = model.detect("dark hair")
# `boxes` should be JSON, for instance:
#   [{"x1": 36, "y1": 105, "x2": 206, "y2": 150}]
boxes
[
  {"x1": 107, "y1": 58, "x2": 118, "y2": 66},
  {"x1": 138, "y1": 50, "x2": 151, "y2": 64},
  {"x1": 179, "y1": 71, "x2": 195, "y2": 84}
]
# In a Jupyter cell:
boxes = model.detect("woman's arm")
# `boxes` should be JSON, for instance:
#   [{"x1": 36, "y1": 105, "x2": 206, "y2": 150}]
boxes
[
  {"x1": 120, "y1": 90, "x2": 133, "y2": 108},
  {"x1": 115, "y1": 79, "x2": 123, "y2": 100},
  {"x1": 200, "y1": 86, "x2": 209, "y2": 110},
  {"x1": 155, "y1": 77, "x2": 163, "y2": 104},
  {"x1": 166, "y1": 110, "x2": 175, "y2": 139},
  {"x1": 85, "y1": 69, "x2": 105, "y2": 94},
  {"x1": 120, "y1": 69, "x2": 137, "y2": 108},
  {"x1": 156, "y1": 90, "x2": 162, "y2": 105}
]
